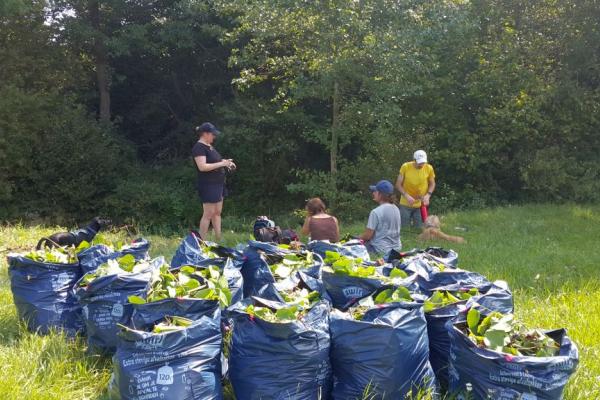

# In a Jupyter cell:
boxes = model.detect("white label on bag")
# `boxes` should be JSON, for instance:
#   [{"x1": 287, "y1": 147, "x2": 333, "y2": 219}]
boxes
[
  {"x1": 111, "y1": 303, "x2": 124, "y2": 317},
  {"x1": 51, "y1": 272, "x2": 72, "y2": 290},
  {"x1": 156, "y1": 365, "x2": 174, "y2": 385},
  {"x1": 342, "y1": 286, "x2": 367, "y2": 298},
  {"x1": 520, "y1": 394, "x2": 537, "y2": 400}
]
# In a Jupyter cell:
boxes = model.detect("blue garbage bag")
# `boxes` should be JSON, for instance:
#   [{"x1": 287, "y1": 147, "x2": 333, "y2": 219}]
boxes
[
  {"x1": 109, "y1": 311, "x2": 223, "y2": 400},
  {"x1": 423, "y1": 277, "x2": 513, "y2": 390},
  {"x1": 255, "y1": 266, "x2": 331, "y2": 304},
  {"x1": 330, "y1": 301, "x2": 437, "y2": 399},
  {"x1": 240, "y1": 241, "x2": 322, "y2": 298},
  {"x1": 131, "y1": 297, "x2": 220, "y2": 331},
  {"x1": 322, "y1": 266, "x2": 418, "y2": 310},
  {"x1": 415, "y1": 269, "x2": 498, "y2": 294},
  {"x1": 74, "y1": 257, "x2": 162, "y2": 354},
  {"x1": 387, "y1": 247, "x2": 458, "y2": 268},
  {"x1": 171, "y1": 232, "x2": 242, "y2": 268},
  {"x1": 8, "y1": 254, "x2": 84, "y2": 336},
  {"x1": 307, "y1": 239, "x2": 370, "y2": 261},
  {"x1": 395, "y1": 253, "x2": 460, "y2": 281},
  {"x1": 77, "y1": 238, "x2": 150, "y2": 274},
  {"x1": 170, "y1": 257, "x2": 244, "y2": 306},
  {"x1": 227, "y1": 298, "x2": 332, "y2": 400},
  {"x1": 447, "y1": 315, "x2": 579, "y2": 399}
]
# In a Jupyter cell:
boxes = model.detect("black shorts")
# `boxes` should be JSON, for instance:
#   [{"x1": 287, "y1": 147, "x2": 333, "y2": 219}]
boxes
[{"x1": 197, "y1": 183, "x2": 227, "y2": 204}]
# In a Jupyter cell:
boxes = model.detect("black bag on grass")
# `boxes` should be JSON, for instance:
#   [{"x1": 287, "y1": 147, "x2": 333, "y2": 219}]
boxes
[
  {"x1": 7, "y1": 254, "x2": 84, "y2": 336},
  {"x1": 77, "y1": 238, "x2": 150, "y2": 274},
  {"x1": 307, "y1": 239, "x2": 371, "y2": 261},
  {"x1": 329, "y1": 302, "x2": 437, "y2": 399},
  {"x1": 170, "y1": 257, "x2": 244, "y2": 306},
  {"x1": 227, "y1": 298, "x2": 332, "y2": 400},
  {"x1": 74, "y1": 257, "x2": 161, "y2": 354},
  {"x1": 447, "y1": 316, "x2": 579, "y2": 399},
  {"x1": 109, "y1": 311, "x2": 223, "y2": 400},
  {"x1": 424, "y1": 278, "x2": 513, "y2": 390}
]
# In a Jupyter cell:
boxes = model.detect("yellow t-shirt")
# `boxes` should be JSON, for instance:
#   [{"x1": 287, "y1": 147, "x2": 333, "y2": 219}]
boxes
[{"x1": 399, "y1": 161, "x2": 435, "y2": 208}]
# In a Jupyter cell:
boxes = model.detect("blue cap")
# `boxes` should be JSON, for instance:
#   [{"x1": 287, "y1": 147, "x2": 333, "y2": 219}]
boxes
[
  {"x1": 196, "y1": 122, "x2": 221, "y2": 135},
  {"x1": 369, "y1": 180, "x2": 394, "y2": 194}
]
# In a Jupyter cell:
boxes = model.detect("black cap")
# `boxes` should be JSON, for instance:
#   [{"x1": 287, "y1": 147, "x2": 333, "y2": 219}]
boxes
[{"x1": 195, "y1": 122, "x2": 221, "y2": 136}]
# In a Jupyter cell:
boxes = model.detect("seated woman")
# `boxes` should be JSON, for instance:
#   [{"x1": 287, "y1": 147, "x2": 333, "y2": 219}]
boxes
[
  {"x1": 301, "y1": 198, "x2": 340, "y2": 242},
  {"x1": 359, "y1": 180, "x2": 402, "y2": 257},
  {"x1": 418, "y1": 215, "x2": 465, "y2": 244}
]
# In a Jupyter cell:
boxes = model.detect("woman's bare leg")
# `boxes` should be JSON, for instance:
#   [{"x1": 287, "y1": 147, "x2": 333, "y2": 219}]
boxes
[
  {"x1": 210, "y1": 200, "x2": 223, "y2": 241},
  {"x1": 200, "y1": 203, "x2": 215, "y2": 240}
]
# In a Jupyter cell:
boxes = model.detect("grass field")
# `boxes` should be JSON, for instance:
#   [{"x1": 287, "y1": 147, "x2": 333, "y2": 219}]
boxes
[{"x1": 0, "y1": 203, "x2": 598, "y2": 399}]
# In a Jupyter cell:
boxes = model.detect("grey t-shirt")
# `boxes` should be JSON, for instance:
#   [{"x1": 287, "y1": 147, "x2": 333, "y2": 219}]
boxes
[{"x1": 366, "y1": 203, "x2": 402, "y2": 255}]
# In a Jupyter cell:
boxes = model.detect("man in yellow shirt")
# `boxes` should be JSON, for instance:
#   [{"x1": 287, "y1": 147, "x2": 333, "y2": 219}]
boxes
[{"x1": 395, "y1": 150, "x2": 436, "y2": 229}]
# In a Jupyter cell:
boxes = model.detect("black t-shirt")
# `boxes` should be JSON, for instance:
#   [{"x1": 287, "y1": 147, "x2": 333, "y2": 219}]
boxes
[{"x1": 192, "y1": 141, "x2": 225, "y2": 184}]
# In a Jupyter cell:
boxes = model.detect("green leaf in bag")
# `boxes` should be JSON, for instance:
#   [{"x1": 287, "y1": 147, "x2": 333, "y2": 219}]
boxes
[
  {"x1": 467, "y1": 308, "x2": 481, "y2": 334},
  {"x1": 128, "y1": 295, "x2": 147, "y2": 304}
]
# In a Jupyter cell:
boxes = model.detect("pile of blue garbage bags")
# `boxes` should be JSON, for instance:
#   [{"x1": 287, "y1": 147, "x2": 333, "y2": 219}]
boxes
[{"x1": 7, "y1": 233, "x2": 578, "y2": 400}]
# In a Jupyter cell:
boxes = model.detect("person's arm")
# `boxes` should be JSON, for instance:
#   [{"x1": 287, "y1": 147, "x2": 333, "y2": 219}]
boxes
[
  {"x1": 194, "y1": 156, "x2": 232, "y2": 172},
  {"x1": 333, "y1": 217, "x2": 340, "y2": 242},
  {"x1": 301, "y1": 216, "x2": 311, "y2": 236},
  {"x1": 422, "y1": 175, "x2": 436, "y2": 206},
  {"x1": 395, "y1": 173, "x2": 415, "y2": 205},
  {"x1": 359, "y1": 228, "x2": 374, "y2": 242},
  {"x1": 360, "y1": 211, "x2": 377, "y2": 242}
]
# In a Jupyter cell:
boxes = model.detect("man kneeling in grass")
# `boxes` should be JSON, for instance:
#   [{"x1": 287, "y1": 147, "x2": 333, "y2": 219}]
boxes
[{"x1": 359, "y1": 180, "x2": 402, "y2": 259}]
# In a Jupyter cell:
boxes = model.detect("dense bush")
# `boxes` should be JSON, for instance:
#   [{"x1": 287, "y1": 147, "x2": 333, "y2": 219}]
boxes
[
  {"x1": 1, "y1": 0, "x2": 599, "y2": 228},
  {"x1": 102, "y1": 163, "x2": 200, "y2": 230},
  {"x1": 0, "y1": 87, "x2": 132, "y2": 221}
]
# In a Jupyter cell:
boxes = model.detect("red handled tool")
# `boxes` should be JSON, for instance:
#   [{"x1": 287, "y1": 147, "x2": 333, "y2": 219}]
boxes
[{"x1": 420, "y1": 204, "x2": 429, "y2": 222}]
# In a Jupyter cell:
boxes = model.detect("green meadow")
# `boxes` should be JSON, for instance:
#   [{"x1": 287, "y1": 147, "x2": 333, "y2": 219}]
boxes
[{"x1": 0, "y1": 204, "x2": 598, "y2": 399}]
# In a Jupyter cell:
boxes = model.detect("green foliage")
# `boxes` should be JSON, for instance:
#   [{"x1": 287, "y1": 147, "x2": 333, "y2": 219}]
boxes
[
  {"x1": 78, "y1": 254, "x2": 148, "y2": 287},
  {"x1": 328, "y1": 254, "x2": 376, "y2": 278},
  {"x1": 129, "y1": 264, "x2": 232, "y2": 308},
  {"x1": 374, "y1": 286, "x2": 413, "y2": 304},
  {"x1": 22, "y1": 246, "x2": 80, "y2": 264},
  {"x1": 151, "y1": 316, "x2": 193, "y2": 334},
  {"x1": 464, "y1": 311, "x2": 560, "y2": 357},
  {"x1": 2, "y1": 0, "x2": 600, "y2": 228},
  {"x1": 245, "y1": 289, "x2": 320, "y2": 323},
  {"x1": 325, "y1": 251, "x2": 408, "y2": 280},
  {"x1": 269, "y1": 252, "x2": 315, "y2": 279},
  {"x1": 351, "y1": 286, "x2": 413, "y2": 320},
  {"x1": 423, "y1": 288, "x2": 479, "y2": 312},
  {"x1": 100, "y1": 163, "x2": 200, "y2": 230},
  {"x1": 0, "y1": 87, "x2": 133, "y2": 221}
]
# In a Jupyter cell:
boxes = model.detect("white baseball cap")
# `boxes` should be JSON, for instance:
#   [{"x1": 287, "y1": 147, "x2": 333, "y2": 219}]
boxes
[{"x1": 414, "y1": 150, "x2": 427, "y2": 164}]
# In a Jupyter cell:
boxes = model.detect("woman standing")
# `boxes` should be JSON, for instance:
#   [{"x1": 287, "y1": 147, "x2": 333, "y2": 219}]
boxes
[
  {"x1": 301, "y1": 198, "x2": 340, "y2": 242},
  {"x1": 192, "y1": 122, "x2": 235, "y2": 241}
]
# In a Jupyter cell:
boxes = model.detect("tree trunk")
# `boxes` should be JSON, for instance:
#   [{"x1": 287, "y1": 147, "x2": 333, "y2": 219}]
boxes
[
  {"x1": 330, "y1": 81, "x2": 340, "y2": 175},
  {"x1": 89, "y1": 0, "x2": 110, "y2": 122}
]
